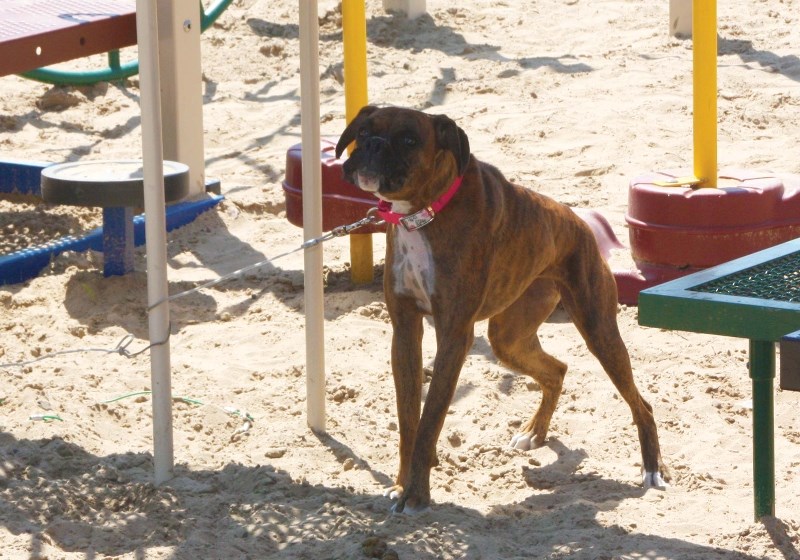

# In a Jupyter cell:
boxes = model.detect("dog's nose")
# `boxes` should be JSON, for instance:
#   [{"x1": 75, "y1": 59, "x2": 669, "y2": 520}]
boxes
[{"x1": 363, "y1": 136, "x2": 387, "y2": 155}]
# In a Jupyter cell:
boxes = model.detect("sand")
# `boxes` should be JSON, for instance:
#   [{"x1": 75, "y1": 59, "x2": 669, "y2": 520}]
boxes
[{"x1": 1, "y1": 0, "x2": 800, "y2": 558}]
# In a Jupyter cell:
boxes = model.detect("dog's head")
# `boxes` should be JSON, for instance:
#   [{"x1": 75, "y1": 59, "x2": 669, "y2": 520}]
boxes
[{"x1": 335, "y1": 106, "x2": 470, "y2": 205}]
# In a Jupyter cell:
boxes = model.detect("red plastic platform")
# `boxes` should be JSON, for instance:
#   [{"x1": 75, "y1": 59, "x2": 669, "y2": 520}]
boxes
[
  {"x1": 618, "y1": 169, "x2": 800, "y2": 305},
  {"x1": 283, "y1": 139, "x2": 385, "y2": 234},
  {"x1": 283, "y1": 144, "x2": 800, "y2": 306}
]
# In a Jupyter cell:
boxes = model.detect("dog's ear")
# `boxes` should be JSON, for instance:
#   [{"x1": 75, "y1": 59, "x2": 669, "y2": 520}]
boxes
[
  {"x1": 335, "y1": 105, "x2": 379, "y2": 159},
  {"x1": 432, "y1": 114, "x2": 471, "y2": 176}
]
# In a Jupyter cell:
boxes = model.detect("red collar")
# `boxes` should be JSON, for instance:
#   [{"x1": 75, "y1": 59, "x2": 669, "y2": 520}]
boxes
[{"x1": 376, "y1": 176, "x2": 463, "y2": 232}]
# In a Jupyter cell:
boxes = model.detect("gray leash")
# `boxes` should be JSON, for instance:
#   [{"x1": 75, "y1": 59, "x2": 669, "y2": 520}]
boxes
[
  {"x1": 0, "y1": 211, "x2": 383, "y2": 370},
  {"x1": 147, "y1": 210, "x2": 383, "y2": 311}
]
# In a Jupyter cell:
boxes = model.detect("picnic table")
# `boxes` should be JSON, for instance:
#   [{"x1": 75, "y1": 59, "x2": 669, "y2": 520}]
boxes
[
  {"x1": 639, "y1": 237, "x2": 800, "y2": 520},
  {"x1": 0, "y1": 0, "x2": 136, "y2": 78}
]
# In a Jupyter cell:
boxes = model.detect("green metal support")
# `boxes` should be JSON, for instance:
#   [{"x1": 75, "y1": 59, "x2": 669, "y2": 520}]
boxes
[
  {"x1": 749, "y1": 339, "x2": 775, "y2": 520},
  {"x1": 638, "y1": 238, "x2": 800, "y2": 522}
]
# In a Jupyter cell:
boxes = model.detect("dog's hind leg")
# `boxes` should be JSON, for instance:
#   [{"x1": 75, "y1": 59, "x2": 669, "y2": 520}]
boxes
[
  {"x1": 488, "y1": 279, "x2": 567, "y2": 451},
  {"x1": 558, "y1": 250, "x2": 671, "y2": 489}
]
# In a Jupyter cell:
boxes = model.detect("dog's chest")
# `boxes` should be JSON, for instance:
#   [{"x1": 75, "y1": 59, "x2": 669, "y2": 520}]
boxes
[{"x1": 391, "y1": 228, "x2": 435, "y2": 312}]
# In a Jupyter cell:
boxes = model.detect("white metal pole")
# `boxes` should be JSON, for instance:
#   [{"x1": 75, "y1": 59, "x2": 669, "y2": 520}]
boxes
[
  {"x1": 136, "y1": 0, "x2": 174, "y2": 484},
  {"x1": 299, "y1": 1, "x2": 326, "y2": 432}
]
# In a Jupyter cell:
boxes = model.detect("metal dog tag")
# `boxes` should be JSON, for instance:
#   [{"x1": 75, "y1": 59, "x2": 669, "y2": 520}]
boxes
[{"x1": 400, "y1": 207, "x2": 435, "y2": 231}]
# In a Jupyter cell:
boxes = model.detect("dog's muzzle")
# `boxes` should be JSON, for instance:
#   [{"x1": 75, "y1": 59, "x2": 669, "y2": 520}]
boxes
[{"x1": 362, "y1": 135, "x2": 389, "y2": 156}]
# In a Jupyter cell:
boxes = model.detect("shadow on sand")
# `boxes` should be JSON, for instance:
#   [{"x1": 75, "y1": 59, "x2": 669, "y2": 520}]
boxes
[{"x1": 0, "y1": 431, "x2": 788, "y2": 559}]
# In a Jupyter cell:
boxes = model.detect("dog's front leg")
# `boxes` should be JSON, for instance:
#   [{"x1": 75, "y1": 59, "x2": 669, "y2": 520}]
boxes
[
  {"x1": 387, "y1": 301, "x2": 425, "y2": 502},
  {"x1": 394, "y1": 321, "x2": 475, "y2": 513}
]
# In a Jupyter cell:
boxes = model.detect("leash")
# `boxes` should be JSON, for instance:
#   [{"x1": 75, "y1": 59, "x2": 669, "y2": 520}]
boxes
[
  {"x1": 146, "y1": 208, "x2": 385, "y2": 311},
  {"x1": 0, "y1": 331, "x2": 168, "y2": 369},
  {"x1": 0, "y1": 210, "x2": 384, "y2": 371}
]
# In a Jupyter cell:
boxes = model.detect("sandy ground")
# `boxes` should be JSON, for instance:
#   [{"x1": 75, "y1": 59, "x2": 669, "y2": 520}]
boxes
[{"x1": 2, "y1": 0, "x2": 800, "y2": 558}]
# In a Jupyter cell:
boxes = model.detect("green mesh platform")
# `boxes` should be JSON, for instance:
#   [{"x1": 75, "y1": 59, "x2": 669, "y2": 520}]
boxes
[
  {"x1": 691, "y1": 251, "x2": 800, "y2": 303},
  {"x1": 638, "y1": 239, "x2": 800, "y2": 341},
  {"x1": 638, "y1": 237, "x2": 800, "y2": 521}
]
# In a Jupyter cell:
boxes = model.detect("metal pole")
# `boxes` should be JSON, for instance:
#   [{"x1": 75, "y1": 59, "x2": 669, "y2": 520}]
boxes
[
  {"x1": 136, "y1": 0, "x2": 174, "y2": 484},
  {"x1": 342, "y1": 0, "x2": 373, "y2": 283},
  {"x1": 299, "y1": 0, "x2": 326, "y2": 432},
  {"x1": 692, "y1": 0, "x2": 717, "y2": 187},
  {"x1": 749, "y1": 339, "x2": 775, "y2": 520}
]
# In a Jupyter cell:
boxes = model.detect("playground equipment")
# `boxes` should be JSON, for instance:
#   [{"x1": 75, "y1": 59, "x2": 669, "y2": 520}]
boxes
[
  {"x1": 0, "y1": 0, "x2": 226, "y2": 484},
  {"x1": 639, "y1": 238, "x2": 800, "y2": 520},
  {"x1": 283, "y1": 139, "x2": 385, "y2": 235},
  {"x1": 617, "y1": 0, "x2": 800, "y2": 304},
  {"x1": 41, "y1": 160, "x2": 189, "y2": 277},
  {"x1": 286, "y1": 1, "x2": 429, "y2": 286},
  {"x1": 288, "y1": 0, "x2": 375, "y2": 433},
  {"x1": 669, "y1": 0, "x2": 692, "y2": 36},
  {"x1": 298, "y1": 0, "x2": 326, "y2": 433},
  {"x1": 17, "y1": 0, "x2": 233, "y2": 86},
  {"x1": 284, "y1": 0, "x2": 800, "y2": 310},
  {"x1": 293, "y1": 0, "x2": 426, "y2": 433},
  {"x1": 1, "y1": 0, "x2": 223, "y2": 287},
  {"x1": 0, "y1": 0, "x2": 137, "y2": 78},
  {"x1": 637, "y1": 1, "x2": 800, "y2": 522},
  {"x1": 342, "y1": 0, "x2": 375, "y2": 284},
  {"x1": 0, "y1": 156, "x2": 223, "y2": 285},
  {"x1": 135, "y1": 0, "x2": 175, "y2": 485}
]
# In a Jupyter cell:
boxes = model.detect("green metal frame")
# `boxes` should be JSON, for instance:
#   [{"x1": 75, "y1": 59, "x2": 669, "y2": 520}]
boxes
[
  {"x1": 639, "y1": 237, "x2": 800, "y2": 520},
  {"x1": 18, "y1": 0, "x2": 233, "y2": 86}
]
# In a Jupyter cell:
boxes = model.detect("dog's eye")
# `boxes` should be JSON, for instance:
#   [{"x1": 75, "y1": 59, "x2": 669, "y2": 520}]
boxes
[{"x1": 403, "y1": 135, "x2": 418, "y2": 147}]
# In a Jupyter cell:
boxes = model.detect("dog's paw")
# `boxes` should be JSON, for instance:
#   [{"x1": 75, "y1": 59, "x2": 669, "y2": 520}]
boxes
[
  {"x1": 385, "y1": 485, "x2": 430, "y2": 514},
  {"x1": 509, "y1": 432, "x2": 532, "y2": 450},
  {"x1": 384, "y1": 486, "x2": 402, "y2": 500},
  {"x1": 390, "y1": 500, "x2": 430, "y2": 515},
  {"x1": 642, "y1": 471, "x2": 670, "y2": 490}
]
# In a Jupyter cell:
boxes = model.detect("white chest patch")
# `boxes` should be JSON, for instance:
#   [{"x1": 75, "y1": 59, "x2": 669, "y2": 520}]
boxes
[{"x1": 392, "y1": 228, "x2": 435, "y2": 313}]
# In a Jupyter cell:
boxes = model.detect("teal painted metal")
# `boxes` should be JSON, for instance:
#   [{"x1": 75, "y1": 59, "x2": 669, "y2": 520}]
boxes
[
  {"x1": 200, "y1": 0, "x2": 234, "y2": 31},
  {"x1": 638, "y1": 238, "x2": 800, "y2": 341},
  {"x1": 779, "y1": 330, "x2": 800, "y2": 391},
  {"x1": 19, "y1": 0, "x2": 234, "y2": 86},
  {"x1": 639, "y1": 237, "x2": 800, "y2": 521}
]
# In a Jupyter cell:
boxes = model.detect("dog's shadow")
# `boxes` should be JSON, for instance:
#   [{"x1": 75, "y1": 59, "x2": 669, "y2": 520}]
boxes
[
  {"x1": 0, "y1": 432, "x2": 782, "y2": 559},
  {"x1": 519, "y1": 438, "x2": 647, "y2": 500}
]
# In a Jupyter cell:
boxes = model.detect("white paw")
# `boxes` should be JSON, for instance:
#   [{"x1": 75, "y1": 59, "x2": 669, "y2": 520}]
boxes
[
  {"x1": 510, "y1": 432, "x2": 533, "y2": 451},
  {"x1": 384, "y1": 487, "x2": 430, "y2": 514},
  {"x1": 642, "y1": 471, "x2": 669, "y2": 490},
  {"x1": 390, "y1": 501, "x2": 430, "y2": 515}
]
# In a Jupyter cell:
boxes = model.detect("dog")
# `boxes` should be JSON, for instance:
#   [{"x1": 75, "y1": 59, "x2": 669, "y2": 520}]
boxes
[{"x1": 335, "y1": 106, "x2": 670, "y2": 513}]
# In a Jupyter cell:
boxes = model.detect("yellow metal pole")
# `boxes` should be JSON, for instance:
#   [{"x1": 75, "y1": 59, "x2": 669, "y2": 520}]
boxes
[
  {"x1": 693, "y1": 0, "x2": 717, "y2": 187},
  {"x1": 342, "y1": 0, "x2": 374, "y2": 283}
]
